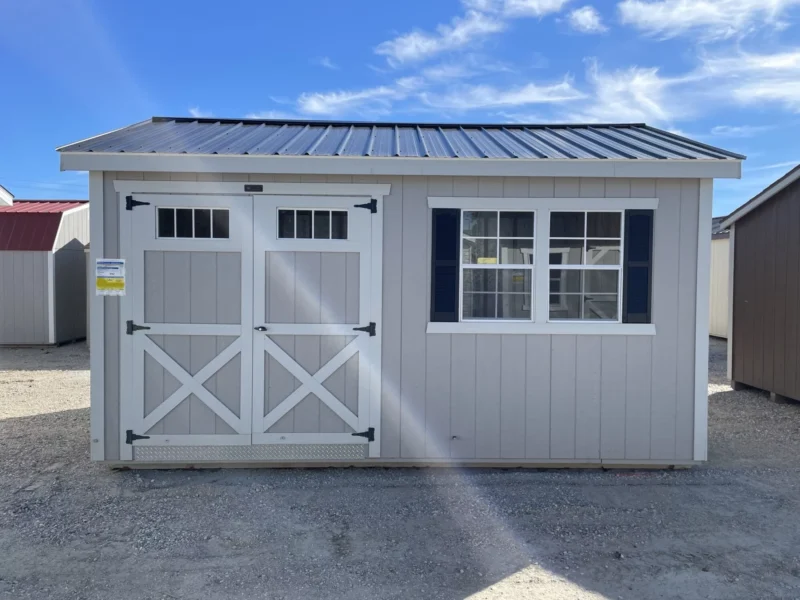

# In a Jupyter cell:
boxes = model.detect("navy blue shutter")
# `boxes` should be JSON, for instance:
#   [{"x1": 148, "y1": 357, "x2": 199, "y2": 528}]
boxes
[
  {"x1": 623, "y1": 210, "x2": 654, "y2": 324},
  {"x1": 430, "y1": 208, "x2": 460, "y2": 322}
]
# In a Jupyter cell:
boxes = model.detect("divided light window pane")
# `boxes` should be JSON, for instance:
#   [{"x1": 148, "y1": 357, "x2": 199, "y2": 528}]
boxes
[
  {"x1": 175, "y1": 209, "x2": 193, "y2": 238},
  {"x1": 194, "y1": 209, "x2": 211, "y2": 238},
  {"x1": 157, "y1": 207, "x2": 230, "y2": 239},
  {"x1": 278, "y1": 209, "x2": 349, "y2": 240}
]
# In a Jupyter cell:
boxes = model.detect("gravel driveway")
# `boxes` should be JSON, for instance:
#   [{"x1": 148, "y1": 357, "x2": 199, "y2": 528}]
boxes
[{"x1": 1, "y1": 338, "x2": 800, "y2": 599}]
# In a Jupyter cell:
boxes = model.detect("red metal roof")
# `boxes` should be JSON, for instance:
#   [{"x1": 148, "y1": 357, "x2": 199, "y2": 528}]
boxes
[
  {"x1": 0, "y1": 200, "x2": 87, "y2": 213},
  {"x1": 0, "y1": 201, "x2": 88, "y2": 251}
]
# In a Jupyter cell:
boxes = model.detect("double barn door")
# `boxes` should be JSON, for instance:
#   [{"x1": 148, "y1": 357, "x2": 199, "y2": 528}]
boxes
[{"x1": 119, "y1": 193, "x2": 379, "y2": 460}]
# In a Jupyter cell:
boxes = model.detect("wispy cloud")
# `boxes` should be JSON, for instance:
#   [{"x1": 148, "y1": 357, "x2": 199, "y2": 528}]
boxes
[
  {"x1": 566, "y1": 59, "x2": 685, "y2": 124},
  {"x1": 747, "y1": 160, "x2": 800, "y2": 171},
  {"x1": 375, "y1": 10, "x2": 505, "y2": 65},
  {"x1": 245, "y1": 110, "x2": 302, "y2": 120},
  {"x1": 315, "y1": 56, "x2": 339, "y2": 70},
  {"x1": 296, "y1": 78, "x2": 424, "y2": 116},
  {"x1": 568, "y1": 6, "x2": 607, "y2": 33},
  {"x1": 189, "y1": 106, "x2": 212, "y2": 118},
  {"x1": 420, "y1": 79, "x2": 584, "y2": 110},
  {"x1": 618, "y1": 0, "x2": 800, "y2": 40},
  {"x1": 468, "y1": 0, "x2": 573, "y2": 17},
  {"x1": 710, "y1": 124, "x2": 774, "y2": 137}
]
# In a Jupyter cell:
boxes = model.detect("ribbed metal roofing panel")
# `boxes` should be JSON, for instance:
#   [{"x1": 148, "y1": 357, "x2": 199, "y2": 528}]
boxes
[
  {"x1": 0, "y1": 201, "x2": 87, "y2": 213},
  {"x1": 58, "y1": 117, "x2": 744, "y2": 161}
]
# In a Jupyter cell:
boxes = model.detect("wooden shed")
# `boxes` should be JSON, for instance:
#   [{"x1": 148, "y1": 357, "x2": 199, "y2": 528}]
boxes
[
  {"x1": 0, "y1": 198, "x2": 90, "y2": 345},
  {"x1": 721, "y1": 165, "x2": 800, "y2": 402},
  {"x1": 58, "y1": 117, "x2": 744, "y2": 467},
  {"x1": 709, "y1": 217, "x2": 730, "y2": 338}
]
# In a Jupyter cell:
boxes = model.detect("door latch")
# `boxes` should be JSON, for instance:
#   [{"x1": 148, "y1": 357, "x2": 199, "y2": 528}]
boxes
[{"x1": 254, "y1": 326, "x2": 268, "y2": 332}]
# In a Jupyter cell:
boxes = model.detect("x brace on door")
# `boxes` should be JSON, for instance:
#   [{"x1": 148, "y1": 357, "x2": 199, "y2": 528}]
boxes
[
  {"x1": 259, "y1": 336, "x2": 361, "y2": 432},
  {"x1": 141, "y1": 337, "x2": 247, "y2": 434}
]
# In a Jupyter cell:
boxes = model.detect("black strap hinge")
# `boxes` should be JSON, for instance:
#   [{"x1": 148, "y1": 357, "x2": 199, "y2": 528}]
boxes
[
  {"x1": 353, "y1": 322, "x2": 376, "y2": 336},
  {"x1": 125, "y1": 430, "x2": 150, "y2": 444},
  {"x1": 126, "y1": 320, "x2": 151, "y2": 335},
  {"x1": 351, "y1": 427, "x2": 375, "y2": 442},
  {"x1": 354, "y1": 198, "x2": 377, "y2": 214},
  {"x1": 125, "y1": 195, "x2": 150, "y2": 211}
]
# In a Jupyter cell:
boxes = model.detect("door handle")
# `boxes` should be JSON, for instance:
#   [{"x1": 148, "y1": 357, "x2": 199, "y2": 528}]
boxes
[{"x1": 254, "y1": 326, "x2": 268, "y2": 332}]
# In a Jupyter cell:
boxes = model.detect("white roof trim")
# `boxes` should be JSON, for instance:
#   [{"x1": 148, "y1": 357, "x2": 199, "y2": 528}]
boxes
[
  {"x1": 61, "y1": 151, "x2": 743, "y2": 180},
  {"x1": 721, "y1": 165, "x2": 800, "y2": 229},
  {"x1": 0, "y1": 184, "x2": 14, "y2": 206}
]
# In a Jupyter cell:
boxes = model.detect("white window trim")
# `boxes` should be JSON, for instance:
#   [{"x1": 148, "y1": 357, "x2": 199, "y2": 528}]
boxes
[{"x1": 426, "y1": 196, "x2": 659, "y2": 336}]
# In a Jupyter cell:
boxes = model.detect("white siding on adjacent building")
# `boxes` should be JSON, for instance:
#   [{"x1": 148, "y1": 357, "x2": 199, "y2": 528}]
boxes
[{"x1": 709, "y1": 237, "x2": 730, "y2": 338}]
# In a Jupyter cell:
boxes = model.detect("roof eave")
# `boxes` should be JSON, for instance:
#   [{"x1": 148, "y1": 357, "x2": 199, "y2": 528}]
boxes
[
  {"x1": 60, "y1": 151, "x2": 743, "y2": 180},
  {"x1": 721, "y1": 164, "x2": 800, "y2": 229}
]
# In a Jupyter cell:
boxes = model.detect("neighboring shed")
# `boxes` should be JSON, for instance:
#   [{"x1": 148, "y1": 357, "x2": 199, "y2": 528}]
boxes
[
  {"x1": 59, "y1": 117, "x2": 744, "y2": 467},
  {"x1": 0, "y1": 200, "x2": 90, "y2": 345},
  {"x1": 721, "y1": 165, "x2": 800, "y2": 402},
  {"x1": 709, "y1": 217, "x2": 730, "y2": 338}
]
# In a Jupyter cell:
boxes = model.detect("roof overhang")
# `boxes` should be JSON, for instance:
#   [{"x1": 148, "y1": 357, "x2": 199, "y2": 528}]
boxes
[
  {"x1": 721, "y1": 164, "x2": 800, "y2": 229},
  {"x1": 61, "y1": 151, "x2": 743, "y2": 180}
]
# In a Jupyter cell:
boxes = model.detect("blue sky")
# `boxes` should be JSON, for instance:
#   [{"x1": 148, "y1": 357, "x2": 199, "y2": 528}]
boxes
[{"x1": 1, "y1": 0, "x2": 799, "y2": 216}]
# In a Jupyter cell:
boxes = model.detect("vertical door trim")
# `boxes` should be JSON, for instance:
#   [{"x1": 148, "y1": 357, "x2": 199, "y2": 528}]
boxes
[{"x1": 368, "y1": 195, "x2": 384, "y2": 457}]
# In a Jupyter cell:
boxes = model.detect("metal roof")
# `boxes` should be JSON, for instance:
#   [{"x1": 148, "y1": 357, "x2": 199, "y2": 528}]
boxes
[
  {"x1": 58, "y1": 117, "x2": 744, "y2": 161},
  {"x1": 0, "y1": 200, "x2": 87, "y2": 214},
  {"x1": 0, "y1": 201, "x2": 87, "y2": 251}
]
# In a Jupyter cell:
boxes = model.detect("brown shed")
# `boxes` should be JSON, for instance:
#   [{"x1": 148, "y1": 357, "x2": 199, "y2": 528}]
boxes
[{"x1": 721, "y1": 165, "x2": 800, "y2": 402}]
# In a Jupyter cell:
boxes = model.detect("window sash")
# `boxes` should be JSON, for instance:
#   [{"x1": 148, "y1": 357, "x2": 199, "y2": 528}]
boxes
[
  {"x1": 547, "y1": 210, "x2": 624, "y2": 323},
  {"x1": 459, "y1": 209, "x2": 536, "y2": 322}
]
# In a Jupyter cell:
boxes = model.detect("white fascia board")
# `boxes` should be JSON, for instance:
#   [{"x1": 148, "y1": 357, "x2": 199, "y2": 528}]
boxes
[
  {"x1": 61, "y1": 152, "x2": 744, "y2": 180},
  {"x1": 721, "y1": 165, "x2": 800, "y2": 229},
  {"x1": 428, "y1": 196, "x2": 659, "y2": 210}
]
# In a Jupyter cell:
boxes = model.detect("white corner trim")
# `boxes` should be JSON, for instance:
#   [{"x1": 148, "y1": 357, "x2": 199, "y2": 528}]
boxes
[
  {"x1": 0, "y1": 184, "x2": 13, "y2": 206},
  {"x1": 61, "y1": 152, "x2": 744, "y2": 179},
  {"x1": 113, "y1": 180, "x2": 391, "y2": 199},
  {"x1": 47, "y1": 253, "x2": 55, "y2": 345},
  {"x1": 428, "y1": 196, "x2": 659, "y2": 210},
  {"x1": 369, "y1": 194, "x2": 384, "y2": 458},
  {"x1": 88, "y1": 171, "x2": 105, "y2": 461},
  {"x1": 426, "y1": 322, "x2": 656, "y2": 335},
  {"x1": 726, "y1": 223, "x2": 735, "y2": 381},
  {"x1": 694, "y1": 179, "x2": 713, "y2": 462}
]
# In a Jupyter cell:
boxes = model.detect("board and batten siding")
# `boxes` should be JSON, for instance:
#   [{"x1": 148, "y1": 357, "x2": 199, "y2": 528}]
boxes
[
  {"x1": 709, "y1": 237, "x2": 730, "y2": 338},
  {"x1": 0, "y1": 251, "x2": 50, "y2": 344},
  {"x1": 732, "y1": 180, "x2": 800, "y2": 402},
  {"x1": 99, "y1": 171, "x2": 700, "y2": 462}
]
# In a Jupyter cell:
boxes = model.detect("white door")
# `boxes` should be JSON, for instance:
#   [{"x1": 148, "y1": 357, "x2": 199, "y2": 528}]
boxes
[
  {"x1": 252, "y1": 196, "x2": 380, "y2": 455},
  {"x1": 120, "y1": 194, "x2": 253, "y2": 460}
]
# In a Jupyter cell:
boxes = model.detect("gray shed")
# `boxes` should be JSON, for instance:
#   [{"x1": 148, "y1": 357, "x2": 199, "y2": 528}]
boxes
[
  {"x1": 0, "y1": 198, "x2": 89, "y2": 345},
  {"x1": 59, "y1": 117, "x2": 743, "y2": 467}
]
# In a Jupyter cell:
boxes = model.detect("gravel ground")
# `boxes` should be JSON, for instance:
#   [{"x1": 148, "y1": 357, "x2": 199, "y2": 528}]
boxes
[{"x1": 1, "y1": 339, "x2": 800, "y2": 599}]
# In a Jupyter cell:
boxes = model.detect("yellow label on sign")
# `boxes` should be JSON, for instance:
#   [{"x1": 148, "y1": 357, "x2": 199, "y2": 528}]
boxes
[
  {"x1": 477, "y1": 257, "x2": 497, "y2": 264},
  {"x1": 96, "y1": 277, "x2": 125, "y2": 291}
]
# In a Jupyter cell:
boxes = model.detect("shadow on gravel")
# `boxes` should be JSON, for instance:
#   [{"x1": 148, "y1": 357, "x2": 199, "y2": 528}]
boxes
[{"x1": 0, "y1": 343, "x2": 89, "y2": 371}]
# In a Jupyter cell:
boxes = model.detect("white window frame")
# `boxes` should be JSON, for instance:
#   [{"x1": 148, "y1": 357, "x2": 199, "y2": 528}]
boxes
[
  {"x1": 459, "y1": 209, "x2": 536, "y2": 322},
  {"x1": 155, "y1": 206, "x2": 230, "y2": 240},
  {"x1": 547, "y1": 209, "x2": 624, "y2": 324},
  {"x1": 426, "y1": 196, "x2": 659, "y2": 336}
]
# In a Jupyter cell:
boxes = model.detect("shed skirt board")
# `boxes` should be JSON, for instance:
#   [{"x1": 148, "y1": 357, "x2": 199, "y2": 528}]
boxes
[{"x1": 119, "y1": 193, "x2": 381, "y2": 460}]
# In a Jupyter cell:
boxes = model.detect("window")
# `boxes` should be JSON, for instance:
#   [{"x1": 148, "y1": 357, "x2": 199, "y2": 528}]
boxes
[
  {"x1": 157, "y1": 207, "x2": 229, "y2": 239},
  {"x1": 549, "y1": 211, "x2": 622, "y2": 321},
  {"x1": 461, "y1": 211, "x2": 534, "y2": 320},
  {"x1": 278, "y1": 209, "x2": 348, "y2": 240},
  {"x1": 429, "y1": 202, "x2": 654, "y2": 331}
]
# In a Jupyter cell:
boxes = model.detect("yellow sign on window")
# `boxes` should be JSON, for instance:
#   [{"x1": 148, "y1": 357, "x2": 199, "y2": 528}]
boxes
[{"x1": 477, "y1": 257, "x2": 497, "y2": 264}]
